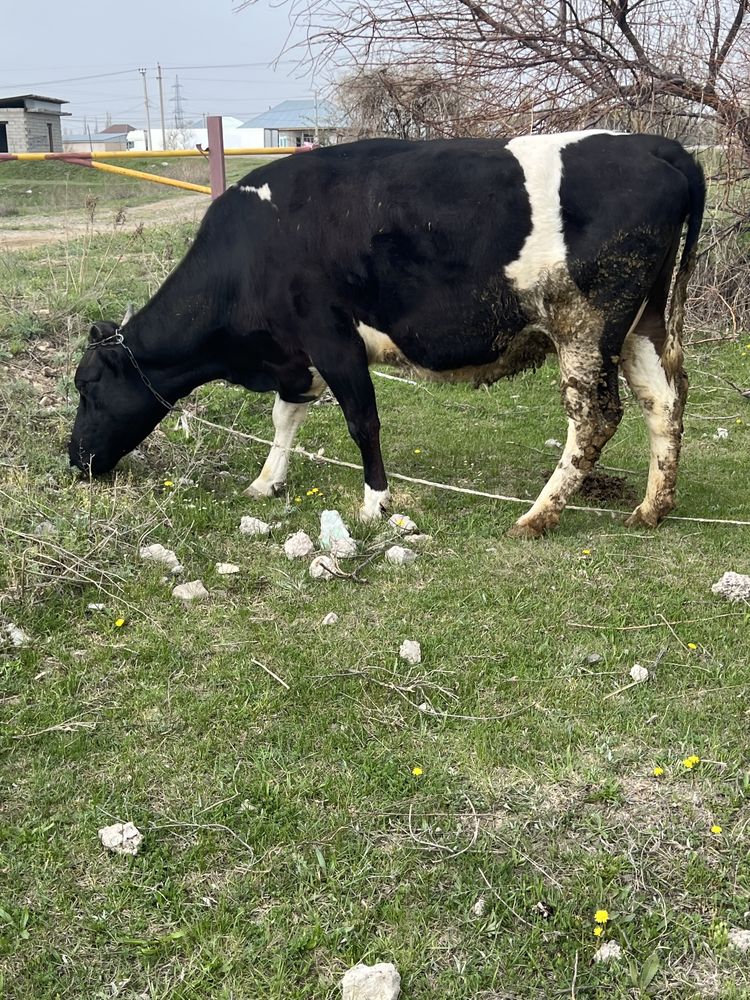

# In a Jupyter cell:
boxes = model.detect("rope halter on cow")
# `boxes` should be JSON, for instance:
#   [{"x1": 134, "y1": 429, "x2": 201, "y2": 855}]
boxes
[{"x1": 86, "y1": 328, "x2": 174, "y2": 412}]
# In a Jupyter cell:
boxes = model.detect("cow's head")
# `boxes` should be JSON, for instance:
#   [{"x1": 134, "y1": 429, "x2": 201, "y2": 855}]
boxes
[{"x1": 68, "y1": 314, "x2": 170, "y2": 476}]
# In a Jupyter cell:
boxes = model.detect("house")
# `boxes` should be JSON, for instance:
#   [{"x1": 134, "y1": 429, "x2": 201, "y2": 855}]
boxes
[
  {"x1": 0, "y1": 94, "x2": 69, "y2": 153},
  {"x1": 127, "y1": 115, "x2": 252, "y2": 152},
  {"x1": 241, "y1": 99, "x2": 344, "y2": 148},
  {"x1": 63, "y1": 129, "x2": 133, "y2": 153}
]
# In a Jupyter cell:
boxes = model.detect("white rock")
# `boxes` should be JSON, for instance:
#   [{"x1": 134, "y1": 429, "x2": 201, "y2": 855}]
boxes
[
  {"x1": 714, "y1": 427, "x2": 729, "y2": 440},
  {"x1": 544, "y1": 438, "x2": 563, "y2": 449},
  {"x1": 239, "y1": 516, "x2": 271, "y2": 536},
  {"x1": 728, "y1": 928, "x2": 750, "y2": 953},
  {"x1": 630, "y1": 663, "x2": 649, "y2": 683},
  {"x1": 139, "y1": 543, "x2": 183, "y2": 575},
  {"x1": 403, "y1": 533, "x2": 431, "y2": 547},
  {"x1": 321, "y1": 612, "x2": 340, "y2": 625},
  {"x1": 86, "y1": 603, "x2": 106, "y2": 612},
  {"x1": 471, "y1": 896, "x2": 487, "y2": 917},
  {"x1": 33, "y1": 520, "x2": 57, "y2": 538},
  {"x1": 342, "y1": 962, "x2": 401, "y2": 1000},
  {"x1": 309, "y1": 555, "x2": 339, "y2": 580},
  {"x1": 98, "y1": 821, "x2": 143, "y2": 856},
  {"x1": 319, "y1": 509, "x2": 352, "y2": 550},
  {"x1": 284, "y1": 531, "x2": 315, "y2": 560},
  {"x1": 389, "y1": 513, "x2": 417, "y2": 534},
  {"x1": 3, "y1": 623, "x2": 30, "y2": 648},
  {"x1": 712, "y1": 571, "x2": 750, "y2": 603},
  {"x1": 399, "y1": 639, "x2": 422, "y2": 664},
  {"x1": 330, "y1": 536, "x2": 358, "y2": 558},
  {"x1": 172, "y1": 579, "x2": 209, "y2": 601},
  {"x1": 385, "y1": 545, "x2": 417, "y2": 566},
  {"x1": 215, "y1": 562, "x2": 240, "y2": 575},
  {"x1": 594, "y1": 940, "x2": 623, "y2": 963}
]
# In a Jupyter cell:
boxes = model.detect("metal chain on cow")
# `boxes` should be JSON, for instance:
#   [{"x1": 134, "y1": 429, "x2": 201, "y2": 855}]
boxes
[{"x1": 87, "y1": 329, "x2": 174, "y2": 412}]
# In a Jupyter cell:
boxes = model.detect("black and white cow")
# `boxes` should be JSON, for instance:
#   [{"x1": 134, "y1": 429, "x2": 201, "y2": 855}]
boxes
[{"x1": 69, "y1": 131, "x2": 704, "y2": 536}]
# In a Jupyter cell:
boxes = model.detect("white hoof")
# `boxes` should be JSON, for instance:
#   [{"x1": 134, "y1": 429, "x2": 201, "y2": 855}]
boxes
[{"x1": 359, "y1": 485, "x2": 391, "y2": 522}]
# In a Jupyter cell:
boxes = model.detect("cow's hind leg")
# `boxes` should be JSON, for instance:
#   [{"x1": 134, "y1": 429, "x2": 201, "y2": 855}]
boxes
[
  {"x1": 508, "y1": 347, "x2": 623, "y2": 539},
  {"x1": 621, "y1": 311, "x2": 688, "y2": 527},
  {"x1": 245, "y1": 370, "x2": 327, "y2": 498}
]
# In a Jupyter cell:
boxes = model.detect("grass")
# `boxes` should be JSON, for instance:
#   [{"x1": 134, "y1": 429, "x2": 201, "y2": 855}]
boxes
[{"x1": 2, "y1": 225, "x2": 750, "y2": 999}]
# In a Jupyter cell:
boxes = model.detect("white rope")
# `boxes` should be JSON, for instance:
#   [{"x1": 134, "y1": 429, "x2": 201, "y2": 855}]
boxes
[{"x1": 190, "y1": 415, "x2": 750, "y2": 528}]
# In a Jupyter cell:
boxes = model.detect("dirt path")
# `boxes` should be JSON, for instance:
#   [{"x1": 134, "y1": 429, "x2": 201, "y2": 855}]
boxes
[{"x1": 0, "y1": 192, "x2": 209, "y2": 251}]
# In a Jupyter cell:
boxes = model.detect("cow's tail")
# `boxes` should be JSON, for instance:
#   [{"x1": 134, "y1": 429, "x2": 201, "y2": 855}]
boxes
[{"x1": 653, "y1": 140, "x2": 706, "y2": 373}]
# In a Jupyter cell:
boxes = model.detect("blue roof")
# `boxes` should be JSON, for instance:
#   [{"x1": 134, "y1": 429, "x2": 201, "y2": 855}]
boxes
[{"x1": 241, "y1": 99, "x2": 342, "y2": 130}]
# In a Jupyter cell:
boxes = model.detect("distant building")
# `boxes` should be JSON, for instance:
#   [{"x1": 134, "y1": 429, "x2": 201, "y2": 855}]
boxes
[
  {"x1": 242, "y1": 99, "x2": 344, "y2": 147},
  {"x1": 0, "y1": 94, "x2": 69, "y2": 153},
  {"x1": 63, "y1": 129, "x2": 133, "y2": 153}
]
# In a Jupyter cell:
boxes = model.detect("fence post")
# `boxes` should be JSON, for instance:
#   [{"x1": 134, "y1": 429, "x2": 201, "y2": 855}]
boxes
[{"x1": 207, "y1": 116, "x2": 226, "y2": 200}]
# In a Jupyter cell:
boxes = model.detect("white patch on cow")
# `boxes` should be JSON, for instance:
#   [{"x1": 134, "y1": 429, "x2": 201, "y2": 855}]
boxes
[
  {"x1": 239, "y1": 183, "x2": 273, "y2": 203},
  {"x1": 356, "y1": 322, "x2": 407, "y2": 365},
  {"x1": 360, "y1": 484, "x2": 391, "y2": 522},
  {"x1": 505, "y1": 131, "x2": 615, "y2": 291}
]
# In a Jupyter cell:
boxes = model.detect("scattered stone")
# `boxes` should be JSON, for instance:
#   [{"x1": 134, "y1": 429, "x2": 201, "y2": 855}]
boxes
[
  {"x1": 86, "y1": 603, "x2": 106, "y2": 612},
  {"x1": 239, "y1": 515, "x2": 271, "y2": 537},
  {"x1": 139, "y1": 543, "x2": 183, "y2": 575},
  {"x1": 630, "y1": 663, "x2": 649, "y2": 684},
  {"x1": 594, "y1": 940, "x2": 623, "y2": 963},
  {"x1": 319, "y1": 509, "x2": 353, "y2": 550},
  {"x1": 98, "y1": 821, "x2": 143, "y2": 857},
  {"x1": 399, "y1": 639, "x2": 422, "y2": 665},
  {"x1": 389, "y1": 513, "x2": 418, "y2": 534},
  {"x1": 544, "y1": 438, "x2": 563, "y2": 449},
  {"x1": 215, "y1": 562, "x2": 240, "y2": 575},
  {"x1": 342, "y1": 963, "x2": 401, "y2": 1000},
  {"x1": 321, "y1": 612, "x2": 340, "y2": 625},
  {"x1": 728, "y1": 928, "x2": 750, "y2": 953},
  {"x1": 330, "y1": 537, "x2": 358, "y2": 558},
  {"x1": 714, "y1": 427, "x2": 729, "y2": 440},
  {"x1": 3, "y1": 623, "x2": 30, "y2": 648},
  {"x1": 385, "y1": 545, "x2": 417, "y2": 566},
  {"x1": 172, "y1": 580, "x2": 209, "y2": 602},
  {"x1": 33, "y1": 520, "x2": 57, "y2": 538},
  {"x1": 403, "y1": 533, "x2": 432, "y2": 547},
  {"x1": 586, "y1": 652, "x2": 603, "y2": 665},
  {"x1": 471, "y1": 896, "x2": 487, "y2": 918},
  {"x1": 712, "y1": 571, "x2": 750, "y2": 603},
  {"x1": 284, "y1": 530, "x2": 315, "y2": 560},
  {"x1": 309, "y1": 555, "x2": 339, "y2": 580}
]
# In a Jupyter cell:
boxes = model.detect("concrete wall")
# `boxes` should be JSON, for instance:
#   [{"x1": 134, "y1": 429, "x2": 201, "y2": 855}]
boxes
[{"x1": 0, "y1": 108, "x2": 63, "y2": 152}]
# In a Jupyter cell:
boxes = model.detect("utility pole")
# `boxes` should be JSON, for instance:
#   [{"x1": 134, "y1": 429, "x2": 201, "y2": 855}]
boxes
[
  {"x1": 139, "y1": 68, "x2": 152, "y2": 151},
  {"x1": 156, "y1": 63, "x2": 167, "y2": 150}
]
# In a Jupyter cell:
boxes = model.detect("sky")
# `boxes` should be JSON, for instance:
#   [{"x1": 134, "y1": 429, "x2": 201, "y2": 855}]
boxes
[{"x1": 0, "y1": 0, "x2": 316, "y2": 134}]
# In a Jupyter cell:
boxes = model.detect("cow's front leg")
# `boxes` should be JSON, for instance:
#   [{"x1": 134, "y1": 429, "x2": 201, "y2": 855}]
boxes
[{"x1": 508, "y1": 351, "x2": 622, "y2": 538}]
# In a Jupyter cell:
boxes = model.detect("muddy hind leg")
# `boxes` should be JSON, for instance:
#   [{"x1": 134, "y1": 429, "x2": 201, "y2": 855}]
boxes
[
  {"x1": 621, "y1": 310, "x2": 688, "y2": 527},
  {"x1": 508, "y1": 346, "x2": 623, "y2": 538}
]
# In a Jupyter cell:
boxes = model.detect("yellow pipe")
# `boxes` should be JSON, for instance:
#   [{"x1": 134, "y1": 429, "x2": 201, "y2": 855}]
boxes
[
  {"x1": 85, "y1": 159, "x2": 211, "y2": 194},
  {"x1": 5, "y1": 147, "x2": 296, "y2": 161}
]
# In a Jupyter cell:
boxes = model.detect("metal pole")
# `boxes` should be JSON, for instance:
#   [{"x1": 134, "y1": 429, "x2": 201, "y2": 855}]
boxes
[
  {"x1": 139, "y1": 68, "x2": 152, "y2": 151},
  {"x1": 207, "y1": 116, "x2": 226, "y2": 200},
  {"x1": 157, "y1": 62, "x2": 167, "y2": 150}
]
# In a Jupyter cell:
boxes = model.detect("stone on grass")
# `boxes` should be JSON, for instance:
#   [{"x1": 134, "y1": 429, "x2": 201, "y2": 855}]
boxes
[
  {"x1": 728, "y1": 928, "x2": 750, "y2": 953},
  {"x1": 321, "y1": 612, "x2": 340, "y2": 626},
  {"x1": 544, "y1": 438, "x2": 562, "y2": 449},
  {"x1": 630, "y1": 663, "x2": 649, "y2": 684},
  {"x1": 172, "y1": 579, "x2": 209, "y2": 602},
  {"x1": 284, "y1": 531, "x2": 315, "y2": 560},
  {"x1": 98, "y1": 821, "x2": 143, "y2": 857},
  {"x1": 586, "y1": 652, "x2": 603, "y2": 665},
  {"x1": 714, "y1": 427, "x2": 729, "y2": 440},
  {"x1": 240, "y1": 515, "x2": 271, "y2": 537},
  {"x1": 471, "y1": 896, "x2": 487, "y2": 917},
  {"x1": 86, "y1": 603, "x2": 106, "y2": 612},
  {"x1": 385, "y1": 545, "x2": 417, "y2": 566},
  {"x1": 399, "y1": 639, "x2": 422, "y2": 665},
  {"x1": 403, "y1": 533, "x2": 431, "y2": 548},
  {"x1": 139, "y1": 543, "x2": 183, "y2": 575},
  {"x1": 215, "y1": 562, "x2": 240, "y2": 575},
  {"x1": 3, "y1": 622, "x2": 30, "y2": 648},
  {"x1": 33, "y1": 520, "x2": 57, "y2": 538},
  {"x1": 342, "y1": 962, "x2": 401, "y2": 1000},
  {"x1": 594, "y1": 940, "x2": 623, "y2": 963},
  {"x1": 319, "y1": 510, "x2": 352, "y2": 549},
  {"x1": 389, "y1": 513, "x2": 417, "y2": 534},
  {"x1": 711, "y1": 571, "x2": 750, "y2": 603},
  {"x1": 309, "y1": 555, "x2": 339, "y2": 580},
  {"x1": 330, "y1": 537, "x2": 358, "y2": 559}
]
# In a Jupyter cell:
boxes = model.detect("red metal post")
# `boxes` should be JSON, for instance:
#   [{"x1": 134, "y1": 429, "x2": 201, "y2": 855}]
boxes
[{"x1": 207, "y1": 116, "x2": 226, "y2": 200}]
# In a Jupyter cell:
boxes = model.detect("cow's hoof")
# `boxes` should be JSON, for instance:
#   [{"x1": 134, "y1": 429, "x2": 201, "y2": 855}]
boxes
[
  {"x1": 359, "y1": 505, "x2": 384, "y2": 524},
  {"x1": 506, "y1": 520, "x2": 546, "y2": 540},
  {"x1": 245, "y1": 479, "x2": 283, "y2": 499},
  {"x1": 624, "y1": 505, "x2": 661, "y2": 529},
  {"x1": 359, "y1": 487, "x2": 391, "y2": 523}
]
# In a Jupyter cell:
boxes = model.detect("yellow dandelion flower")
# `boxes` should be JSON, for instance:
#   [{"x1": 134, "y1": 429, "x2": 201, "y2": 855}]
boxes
[
  {"x1": 306, "y1": 489, "x2": 314, "y2": 496},
  {"x1": 114, "y1": 618, "x2": 125, "y2": 628},
  {"x1": 653, "y1": 766, "x2": 664, "y2": 777},
  {"x1": 687, "y1": 642, "x2": 697, "y2": 650},
  {"x1": 736, "y1": 419, "x2": 743, "y2": 425},
  {"x1": 711, "y1": 824, "x2": 722, "y2": 835},
  {"x1": 582, "y1": 549, "x2": 591, "y2": 556},
  {"x1": 594, "y1": 909, "x2": 609, "y2": 924},
  {"x1": 683, "y1": 754, "x2": 700, "y2": 769},
  {"x1": 311, "y1": 487, "x2": 319, "y2": 494},
  {"x1": 294, "y1": 496, "x2": 302, "y2": 503},
  {"x1": 411, "y1": 766, "x2": 423, "y2": 776},
  {"x1": 593, "y1": 925, "x2": 604, "y2": 937},
  {"x1": 414, "y1": 448, "x2": 422, "y2": 454},
  {"x1": 163, "y1": 480, "x2": 174, "y2": 488}
]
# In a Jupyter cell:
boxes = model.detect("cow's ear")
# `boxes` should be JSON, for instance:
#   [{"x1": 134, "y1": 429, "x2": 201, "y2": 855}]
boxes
[
  {"x1": 121, "y1": 303, "x2": 135, "y2": 326},
  {"x1": 89, "y1": 321, "x2": 115, "y2": 343}
]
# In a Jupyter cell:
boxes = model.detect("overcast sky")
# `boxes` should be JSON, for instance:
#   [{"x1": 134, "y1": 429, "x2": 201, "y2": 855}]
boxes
[{"x1": 0, "y1": 0, "x2": 315, "y2": 132}]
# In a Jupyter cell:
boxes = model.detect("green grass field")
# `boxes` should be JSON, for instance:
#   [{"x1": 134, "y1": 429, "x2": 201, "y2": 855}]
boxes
[{"x1": 1, "y1": 225, "x2": 750, "y2": 999}]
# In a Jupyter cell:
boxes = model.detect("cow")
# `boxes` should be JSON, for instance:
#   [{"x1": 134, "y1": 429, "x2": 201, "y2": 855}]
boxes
[{"x1": 69, "y1": 131, "x2": 705, "y2": 537}]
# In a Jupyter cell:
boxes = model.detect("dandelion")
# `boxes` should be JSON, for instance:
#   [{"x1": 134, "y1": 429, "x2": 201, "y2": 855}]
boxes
[
  {"x1": 582, "y1": 549, "x2": 591, "y2": 556},
  {"x1": 593, "y1": 925, "x2": 604, "y2": 937},
  {"x1": 163, "y1": 480, "x2": 174, "y2": 488},
  {"x1": 687, "y1": 642, "x2": 697, "y2": 650},
  {"x1": 736, "y1": 419, "x2": 743, "y2": 425},
  {"x1": 711, "y1": 824, "x2": 723, "y2": 836},
  {"x1": 411, "y1": 766, "x2": 424, "y2": 776},
  {"x1": 306, "y1": 489, "x2": 314, "y2": 496},
  {"x1": 683, "y1": 754, "x2": 700, "y2": 769},
  {"x1": 653, "y1": 766, "x2": 664, "y2": 777},
  {"x1": 594, "y1": 909, "x2": 609, "y2": 925},
  {"x1": 414, "y1": 448, "x2": 422, "y2": 454},
  {"x1": 311, "y1": 487, "x2": 320, "y2": 494},
  {"x1": 114, "y1": 618, "x2": 125, "y2": 628},
  {"x1": 294, "y1": 496, "x2": 302, "y2": 503}
]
